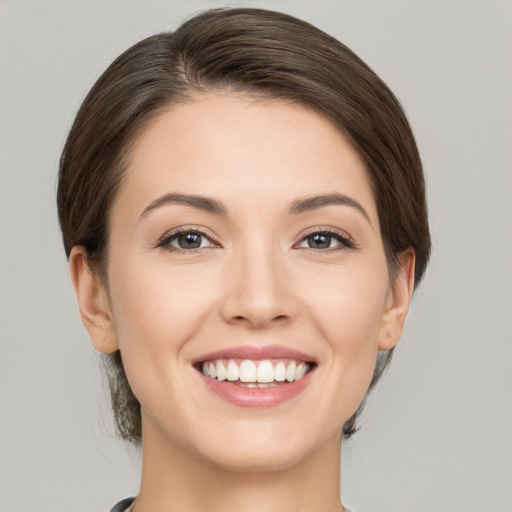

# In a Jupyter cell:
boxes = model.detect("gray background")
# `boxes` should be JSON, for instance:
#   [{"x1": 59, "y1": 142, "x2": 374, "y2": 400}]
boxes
[{"x1": 1, "y1": 1, "x2": 511, "y2": 511}]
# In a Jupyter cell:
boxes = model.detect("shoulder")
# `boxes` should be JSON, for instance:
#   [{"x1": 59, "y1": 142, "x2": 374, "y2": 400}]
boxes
[{"x1": 109, "y1": 497, "x2": 135, "y2": 512}]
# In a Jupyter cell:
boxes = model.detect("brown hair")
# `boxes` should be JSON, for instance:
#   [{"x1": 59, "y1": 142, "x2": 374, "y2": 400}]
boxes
[{"x1": 57, "y1": 7, "x2": 431, "y2": 442}]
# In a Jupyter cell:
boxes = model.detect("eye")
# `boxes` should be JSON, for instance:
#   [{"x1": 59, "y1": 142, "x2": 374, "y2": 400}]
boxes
[
  {"x1": 296, "y1": 229, "x2": 354, "y2": 250},
  {"x1": 158, "y1": 229, "x2": 218, "y2": 252}
]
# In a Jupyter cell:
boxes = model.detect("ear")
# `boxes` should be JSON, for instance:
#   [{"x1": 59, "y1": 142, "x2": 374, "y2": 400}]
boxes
[
  {"x1": 378, "y1": 248, "x2": 416, "y2": 351},
  {"x1": 69, "y1": 246, "x2": 119, "y2": 354}
]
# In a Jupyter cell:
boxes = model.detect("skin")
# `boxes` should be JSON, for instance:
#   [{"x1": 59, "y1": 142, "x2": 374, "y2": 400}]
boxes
[{"x1": 70, "y1": 94, "x2": 415, "y2": 512}]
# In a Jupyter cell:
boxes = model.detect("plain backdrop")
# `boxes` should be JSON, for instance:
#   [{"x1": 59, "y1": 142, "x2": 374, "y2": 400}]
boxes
[{"x1": 1, "y1": 1, "x2": 511, "y2": 511}]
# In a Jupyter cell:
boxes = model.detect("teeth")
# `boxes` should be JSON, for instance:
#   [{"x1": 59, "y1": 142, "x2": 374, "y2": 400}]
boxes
[
  {"x1": 274, "y1": 362, "x2": 286, "y2": 382},
  {"x1": 216, "y1": 361, "x2": 227, "y2": 381},
  {"x1": 295, "y1": 362, "x2": 308, "y2": 380},
  {"x1": 286, "y1": 361, "x2": 296, "y2": 382},
  {"x1": 256, "y1": 360, "x2": 274, "y2": 383},
  {"x1": 239, "y1": 382, "x2": 278, "y2": 388},
  {"x1": 226, "y1": 360, "x2": 240, "y2": 381},
  {"x1": 239, "y1": 360, "x2": 257, "y2": 382},
  {"x1": 200, "y1": 358, "x2": 311, "y2": 384}
]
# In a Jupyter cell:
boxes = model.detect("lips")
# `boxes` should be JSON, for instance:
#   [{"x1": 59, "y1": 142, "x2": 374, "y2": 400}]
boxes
[
  {"x1": 193, "y1": 345, "x2": 317, "y2": 407},
  {"x1": 193, "y1": 344, "x2": 317, "y2": 363}
]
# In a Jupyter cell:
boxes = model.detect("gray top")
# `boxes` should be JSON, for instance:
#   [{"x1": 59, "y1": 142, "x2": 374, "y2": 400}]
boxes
[{"x1": 110, "y1": 498, "x2": 135, "y2": 512}]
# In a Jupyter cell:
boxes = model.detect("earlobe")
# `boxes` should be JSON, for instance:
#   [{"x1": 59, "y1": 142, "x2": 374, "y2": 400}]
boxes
[
  {"x1": 378, "y1": 248, "x2": 416, "y2": 351},
  {"x1": 69, "y1": 246, "x2": 119, "y2": 354}
]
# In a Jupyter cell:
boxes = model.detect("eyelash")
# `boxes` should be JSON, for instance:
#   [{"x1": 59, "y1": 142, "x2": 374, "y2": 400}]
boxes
[
  {"x1": 157, "y1": 228, "x2": 221, "y2": 253},
  {"x1": 157, "y1": 227, "x2": 354, "y2": 253},
  {"x1": 297, "y1": 227, "x2": 355, "y2": 252}
]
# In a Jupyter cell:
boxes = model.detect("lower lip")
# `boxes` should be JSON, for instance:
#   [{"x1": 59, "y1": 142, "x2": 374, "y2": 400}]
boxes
[{"x1": 197, "y1": 369, "x2": 314, "y2": 408}]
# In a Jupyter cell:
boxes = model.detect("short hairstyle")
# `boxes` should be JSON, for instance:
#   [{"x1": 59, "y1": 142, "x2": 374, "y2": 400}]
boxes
[{"x1": 57, "y1": 7, "x2": 431, "y2": 443}]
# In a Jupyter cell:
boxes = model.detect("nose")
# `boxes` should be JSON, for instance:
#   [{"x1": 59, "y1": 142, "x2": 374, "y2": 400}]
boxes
[{"x1": 219, "y1": 243, "x2": 297, "y2": 330}]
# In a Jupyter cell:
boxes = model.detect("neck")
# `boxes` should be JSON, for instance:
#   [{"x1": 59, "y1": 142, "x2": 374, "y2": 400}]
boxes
[{"x1": 132, "y1": 416, "x2": 345, "y2": 512}]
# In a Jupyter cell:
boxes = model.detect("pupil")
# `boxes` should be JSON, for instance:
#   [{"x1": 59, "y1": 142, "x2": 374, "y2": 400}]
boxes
[
  {"x1": 309, "y1": 233, "x2": 330, "y2": 249},
  {"x1": 179, "y1": 232, "x2": 201, "y2": 249}
]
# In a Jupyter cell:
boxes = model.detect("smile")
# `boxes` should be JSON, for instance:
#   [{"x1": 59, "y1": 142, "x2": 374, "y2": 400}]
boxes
[
  {"x1": 193, "y1": 345, "x2": 317, "y2": 407},
  {"x1": 200, "y1": 358, "x2": 312, "y2": 387}
]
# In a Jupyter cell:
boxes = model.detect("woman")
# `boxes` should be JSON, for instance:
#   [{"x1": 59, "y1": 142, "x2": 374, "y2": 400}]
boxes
[{"x1": 57, "y1": 8, "x2": 430, "y2": 512}]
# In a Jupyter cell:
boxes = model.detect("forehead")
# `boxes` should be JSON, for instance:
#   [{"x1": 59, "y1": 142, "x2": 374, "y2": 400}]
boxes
[{"x1": 114, "y1": 93, "x2": 378, "y2": 223}]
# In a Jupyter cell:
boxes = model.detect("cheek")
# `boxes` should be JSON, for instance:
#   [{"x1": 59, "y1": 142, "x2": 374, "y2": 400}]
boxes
[
  {"x1": 299, "y1": 260, "x2": 389, "y2": 411},
  {"x1": 301, "y1": 258, "x2": 389, "y2": 346},
  {"x1": 108, "y1": 259, "x2": 220, "y2": 353},
  {"x1": 105, "y1": 258, "x2": 224, "y2": 418}
]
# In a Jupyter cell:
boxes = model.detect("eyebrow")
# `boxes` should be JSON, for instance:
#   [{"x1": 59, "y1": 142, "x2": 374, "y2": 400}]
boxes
[
  {"x1": 139, "y1": 193, "x2": 228, "y2": 219},
  {"x1": 139, "y1": 192, "x2": 371, "y2": 225},
  {"x1": 288, "y1": 193, "x2": 371, "y2": 224}
]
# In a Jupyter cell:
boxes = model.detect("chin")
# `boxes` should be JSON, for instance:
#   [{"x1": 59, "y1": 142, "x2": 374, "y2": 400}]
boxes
[
  {"x1": 190, "y1": 419, "x2": 335, "y2": 474},
  {"x1": 201, "y1": 441, "x2": 309, "y2": 474}
]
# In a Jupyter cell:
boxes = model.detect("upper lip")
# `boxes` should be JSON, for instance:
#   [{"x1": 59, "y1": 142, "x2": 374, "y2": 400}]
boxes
[{"x1": 193, "y1": 344, "x2": 317, "y2": 365}]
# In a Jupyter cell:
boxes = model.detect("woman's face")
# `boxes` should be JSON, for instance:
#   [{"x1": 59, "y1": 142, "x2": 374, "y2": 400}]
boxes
[{"x1": 75, "y1": 93, "x2": 413, "y2": 472}]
